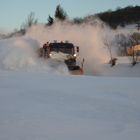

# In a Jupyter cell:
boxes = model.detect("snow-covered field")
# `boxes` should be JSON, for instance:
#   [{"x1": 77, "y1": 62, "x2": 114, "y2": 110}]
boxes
[{"x1": 0, "y1": 71, "x2": 140, "y2": 140}]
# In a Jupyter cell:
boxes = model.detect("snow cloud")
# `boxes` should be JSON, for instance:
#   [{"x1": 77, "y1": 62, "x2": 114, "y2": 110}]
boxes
[
  {"x1": 0, "y1": 36, "x2": 69, "y2": 74},
  {"x1": 25, "y1": 20, "x2": 111, "y2": 75},
  {"x1": 0, "y1": 20, "x2": 137, "y2": 75}
]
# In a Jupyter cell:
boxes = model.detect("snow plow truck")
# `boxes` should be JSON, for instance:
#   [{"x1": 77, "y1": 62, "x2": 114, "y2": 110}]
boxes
[{"x1": 39, "y1": 41, "x2": 84, "y2": 75}]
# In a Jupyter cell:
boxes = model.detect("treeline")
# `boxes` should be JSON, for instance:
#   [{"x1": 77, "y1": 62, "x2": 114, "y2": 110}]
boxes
[
  {"x1": 13, "y1": 5, "x2": 140, "y2": 31},
  {"x1": 96, "y1": 6, "x2": 140, "y2": 29},
  {"x1": 5, "y1": 5, "x2": 140, "y2": 38},
  {"x1": 24, "y1": 5, "x2": 140, "y2": 29}
]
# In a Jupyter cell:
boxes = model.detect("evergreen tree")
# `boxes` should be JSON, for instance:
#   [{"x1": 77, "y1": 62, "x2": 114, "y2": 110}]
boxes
[
  {"x1": 54, "y1": 5, "x2": 67, "y2": 21},
  {"x1": 73, "y1": 17, "x2": 83, "y2": 24},
  {"x1": 47, "y1": 15, "x2": 54, "y2": 26}
]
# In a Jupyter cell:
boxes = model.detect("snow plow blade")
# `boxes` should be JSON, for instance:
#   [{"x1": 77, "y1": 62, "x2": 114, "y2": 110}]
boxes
[{"x1": 68, "y1": 65, "x2": 84, "y2": 75}]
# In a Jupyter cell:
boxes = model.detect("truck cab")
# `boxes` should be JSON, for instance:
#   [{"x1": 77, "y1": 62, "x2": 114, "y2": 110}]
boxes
[{"x1": 40, "y1": 41, "x2": 83, "y2": 75}]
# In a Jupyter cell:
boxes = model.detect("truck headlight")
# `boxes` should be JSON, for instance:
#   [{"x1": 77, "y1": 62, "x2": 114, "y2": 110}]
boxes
[
  {"x1": 73, "y1": 54, "x2": 77, "y2": 57},
  {"x1": 49, "y1": 53, "x2": 52, "y2": 57}
]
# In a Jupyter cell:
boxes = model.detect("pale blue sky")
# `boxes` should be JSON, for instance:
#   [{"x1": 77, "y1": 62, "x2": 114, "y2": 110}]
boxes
[{"x1": 0, "y1": 0, "x2": 139, "y2": 31}]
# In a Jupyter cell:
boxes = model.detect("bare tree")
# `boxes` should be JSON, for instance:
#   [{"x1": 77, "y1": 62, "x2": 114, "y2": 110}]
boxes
[
  {"x1": 115, "y1": 33, "x2": 130, "y2": 56},
  {"x1": 104, "y1": 37, "x2": 117, "y2": 67},
  {"x1": 129, "y1": 32, "x2": 140, "y2": 65},
  {"x1": 104, "y1": 39, "x2": 113, "y2": 61},
  {"x1": 21, "y1": 12, "x2": 38, "y2": 29}
]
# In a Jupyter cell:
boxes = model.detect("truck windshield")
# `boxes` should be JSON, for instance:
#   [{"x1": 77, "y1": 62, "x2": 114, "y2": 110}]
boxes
[{"x1": 49, "y1": 43, "x2": 75, "y2": 55}]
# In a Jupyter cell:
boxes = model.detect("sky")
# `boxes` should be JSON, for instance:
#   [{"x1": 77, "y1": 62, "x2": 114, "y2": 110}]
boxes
[{"x1": 0, "y1": 0, "x2": 139, "y2": 31}]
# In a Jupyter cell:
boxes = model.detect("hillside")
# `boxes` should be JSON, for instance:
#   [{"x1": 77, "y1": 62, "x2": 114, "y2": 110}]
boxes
[{"x1": 96, "y1": 6, "x2": 140, "y2": 29}]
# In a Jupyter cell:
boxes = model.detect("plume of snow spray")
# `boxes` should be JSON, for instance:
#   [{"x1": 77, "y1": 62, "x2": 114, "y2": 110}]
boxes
[
  {"x1": 0, "y1": 20, "x2": 137, "y2": 75},
  {"x1": 25, "y1": 21, "x2": 110, "y2": 75},
  {"x1": 0, "y1": 36, "x2": 69, "y2": 74}
]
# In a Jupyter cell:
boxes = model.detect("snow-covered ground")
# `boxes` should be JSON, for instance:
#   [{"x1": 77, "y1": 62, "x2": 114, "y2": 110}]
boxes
[
  {"x1": 0, "y1": 71, "x2": 140, "y2": 140},
  {"x1": 100, "y1": 57, "x2": 140, "y2": 77}
]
